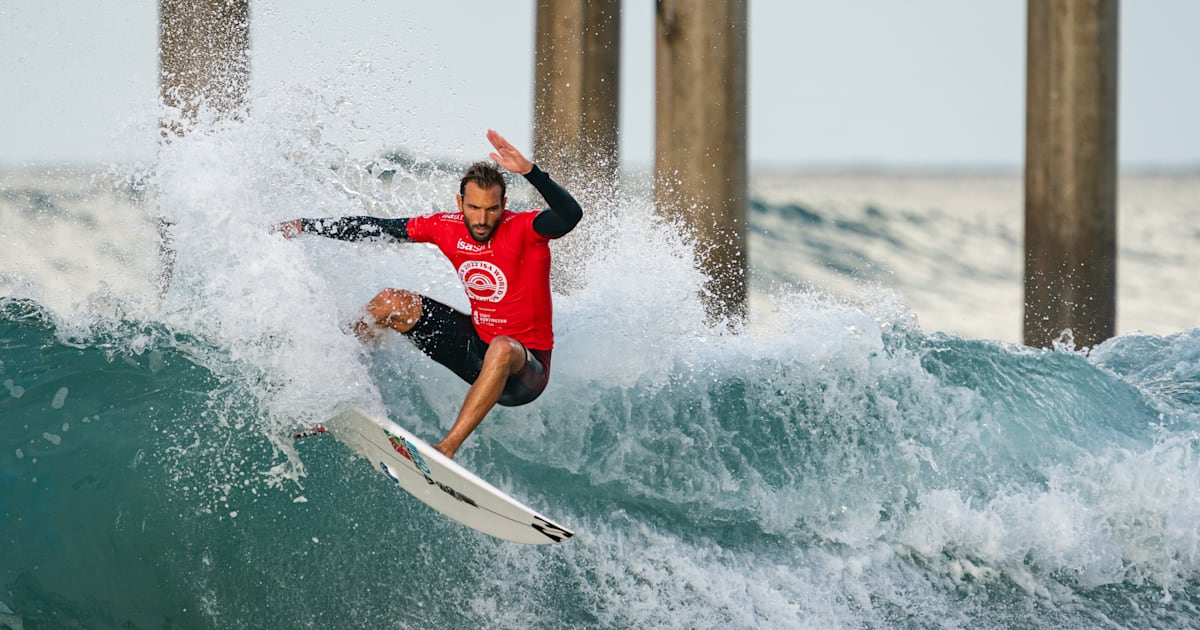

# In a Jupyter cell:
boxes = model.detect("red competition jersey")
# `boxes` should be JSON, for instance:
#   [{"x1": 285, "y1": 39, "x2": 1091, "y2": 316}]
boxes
[{"x1": 406, "y1": 210, "x2": 555, "y2": 350}]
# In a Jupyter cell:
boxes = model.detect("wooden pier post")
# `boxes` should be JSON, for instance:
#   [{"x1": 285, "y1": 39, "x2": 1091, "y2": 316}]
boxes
[
  {"x1": 156, "y1": 0, "x2": 249, "y2": 295},
  {"x1": 655, "y1": 0, "x2": 749, "y2": 324},
  {"x1": 159, "y1": 0, "x2": 250, "y2": 126},
  {"x1": 533, "y1": 0, "x2": 621, "y2": 194},
  {"x1": 1024, "y1": 0, "x2": 1119, "y2": 348}
]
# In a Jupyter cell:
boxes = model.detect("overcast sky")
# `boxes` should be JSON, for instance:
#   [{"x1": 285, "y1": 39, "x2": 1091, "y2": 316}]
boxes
[{"x1": 2, "y1": 1, "x2": 1198, "y2": 170}]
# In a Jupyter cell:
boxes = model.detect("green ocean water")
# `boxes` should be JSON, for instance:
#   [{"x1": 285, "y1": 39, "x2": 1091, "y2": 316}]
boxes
[
  {"x1": 4, "y1": 91, "x2": 1200, "y2": 628},
  {"x1": 5, "y1": 292, "x2": 1200, "y2": 628}
]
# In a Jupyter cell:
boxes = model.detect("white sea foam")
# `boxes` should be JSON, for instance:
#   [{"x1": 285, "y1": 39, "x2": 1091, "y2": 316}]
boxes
[
  {"x1": 51, "y1": 386, "x2": 68, "y2": 409},
  {"x1": 4, "y1": 75, "x2": 1200, "y2": 628}
]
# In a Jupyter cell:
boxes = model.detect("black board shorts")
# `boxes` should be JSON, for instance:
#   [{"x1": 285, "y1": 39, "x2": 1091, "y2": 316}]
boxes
[{"x1": 401, "y1": 295, "x2": 551, "y2": 407}]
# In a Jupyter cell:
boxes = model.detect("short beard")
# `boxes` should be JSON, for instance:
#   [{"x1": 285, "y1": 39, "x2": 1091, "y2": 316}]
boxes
[{"x1": 468, "y1": 225, "x2": 493, "y2": 243}]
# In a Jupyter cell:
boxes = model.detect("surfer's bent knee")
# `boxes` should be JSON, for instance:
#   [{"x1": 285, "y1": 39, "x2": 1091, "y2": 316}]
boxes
[
  {"x1": 487, "y1": 335, "x2": 531, "y2": 374},
  {"x1": 495, "y1": 346, "x2": 551, "y2": 408}
]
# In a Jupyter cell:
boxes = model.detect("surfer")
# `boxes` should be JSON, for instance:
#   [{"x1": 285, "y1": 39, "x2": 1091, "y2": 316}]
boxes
[{"x1": 275, "y1": 130, "x2": 582, "y2": 459}]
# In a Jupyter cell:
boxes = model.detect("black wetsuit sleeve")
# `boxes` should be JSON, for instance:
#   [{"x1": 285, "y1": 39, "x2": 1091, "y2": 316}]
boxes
[
  {"x1": 298, "y1": 216, "x2": 410, "y2": 242},
  {"x1": 527, "y1": 164, "x2": 583, "y2": 239}
]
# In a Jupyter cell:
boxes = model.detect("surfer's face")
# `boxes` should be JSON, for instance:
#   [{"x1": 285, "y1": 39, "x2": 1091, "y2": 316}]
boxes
[{"x1": 458, "y1": 182, "x2": 505, "y2": 243}]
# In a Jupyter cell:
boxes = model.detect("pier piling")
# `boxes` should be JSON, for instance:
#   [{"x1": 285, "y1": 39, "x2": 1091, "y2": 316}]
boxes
[
  {"x1": 156, "y1": 0, "x2": 249, "y2": 295},
  {"x1": 158, "y1": 0, "x2": 250, "y2": 126},
  {"x1": 1024, "y1": 0, "x2": 1119, "y2": 349},
  {"x1": 654, "y1": 0, "x2": 749, "y2": 325},
  {"x1": 533, "y1": 0, "x2": 621, "y2": 194}
]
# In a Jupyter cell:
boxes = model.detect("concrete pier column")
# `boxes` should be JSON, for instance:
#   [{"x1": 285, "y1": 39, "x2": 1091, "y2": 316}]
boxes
[
  {"x1": 655, "y1": 0, "x2": 748, "y2": 325},
  {"x1": 156, "y1": 0, "x2": 249, "y2": 295},
  {"x1": 158, "y1": 0, "x2": 250, "y2": 126},
  {"x1": 533, "y1": 0, "x2": 621, "y2": 194},
  {"x1": 1024, "y1": 0, "x2": 1119, "y2": 348}
]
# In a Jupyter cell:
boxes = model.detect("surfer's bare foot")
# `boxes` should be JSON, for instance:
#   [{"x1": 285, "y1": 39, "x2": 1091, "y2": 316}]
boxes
[{"x1": 433, "y1": 441, "x2": 458, "y2": 459}]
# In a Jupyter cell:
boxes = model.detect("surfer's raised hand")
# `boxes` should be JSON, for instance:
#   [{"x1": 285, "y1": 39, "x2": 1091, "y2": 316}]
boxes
[
  {"x1": 486, "y1": 129, "x2": 533, "y2": 175},
  {"x1": 272, "y1": 219, "x2": 303, "y2": 238}
]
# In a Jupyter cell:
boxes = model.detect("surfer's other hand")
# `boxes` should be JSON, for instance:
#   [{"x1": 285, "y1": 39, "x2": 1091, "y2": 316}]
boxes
[
  {"x1": 486, "y1": 129, "x2": 533, "y2": 175},
  {"x1": 273, "y1": 219, "x2": 303, "y2": 238}
]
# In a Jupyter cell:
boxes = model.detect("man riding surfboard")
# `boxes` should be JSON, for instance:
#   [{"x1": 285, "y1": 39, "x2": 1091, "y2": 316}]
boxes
[{"x1": 277, "y1": 130, "x2": 582, "y2": 459}]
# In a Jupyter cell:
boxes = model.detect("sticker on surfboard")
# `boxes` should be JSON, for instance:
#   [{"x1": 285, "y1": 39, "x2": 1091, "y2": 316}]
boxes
[{"x1": 301, "y1": 408, "x2": 574, "y2": 545}]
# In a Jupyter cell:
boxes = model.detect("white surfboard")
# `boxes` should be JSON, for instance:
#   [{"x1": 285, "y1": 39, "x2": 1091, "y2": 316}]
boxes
[{"x1": 311, "y1": 408, "x2": 574, "y2": 545}]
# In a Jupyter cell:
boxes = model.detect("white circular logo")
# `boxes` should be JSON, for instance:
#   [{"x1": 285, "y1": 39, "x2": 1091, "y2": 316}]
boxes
[{"x1": 458, "y1": 260, "x2": 507, "y2": 302}]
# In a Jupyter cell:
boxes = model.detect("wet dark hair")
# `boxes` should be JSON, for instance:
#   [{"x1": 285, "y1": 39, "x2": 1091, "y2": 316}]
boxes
[{"x1": 459, "y1": 161, "x2": 506, "y2": 199}]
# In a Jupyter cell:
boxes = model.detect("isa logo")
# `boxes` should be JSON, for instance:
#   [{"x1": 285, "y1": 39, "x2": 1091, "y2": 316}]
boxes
[{"x1": 385, "y1": 430, "x2": 431, "y2": 475}]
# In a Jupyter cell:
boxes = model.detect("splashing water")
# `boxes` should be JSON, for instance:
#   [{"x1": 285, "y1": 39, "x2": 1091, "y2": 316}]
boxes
[{"x1": 3, "y1": 81, "x2": 1200, "y2": 629}]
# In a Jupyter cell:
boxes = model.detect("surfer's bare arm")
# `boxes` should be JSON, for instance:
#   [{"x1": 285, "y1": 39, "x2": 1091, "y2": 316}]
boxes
[
  {"x1": 274, "y1": 217, "x2": 411, "y2": 242},
  {"x1": 485, "y1": 129, "x2": 583, "y2": 239}
]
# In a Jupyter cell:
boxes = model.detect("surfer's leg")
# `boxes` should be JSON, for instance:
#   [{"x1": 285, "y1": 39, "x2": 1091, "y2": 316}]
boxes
[
  {"x1": 434, "y1": 335, "x2": 527, "y2": 459},
  {"x1": 496, "y1": 348, "x2": 551, "y2": 407},
  {"x1": 355, "y1": 288, "x2": 423, "y2": 340},
  {"x1": 400, "y1": 297, "x2": 480, "y2": 384}
]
